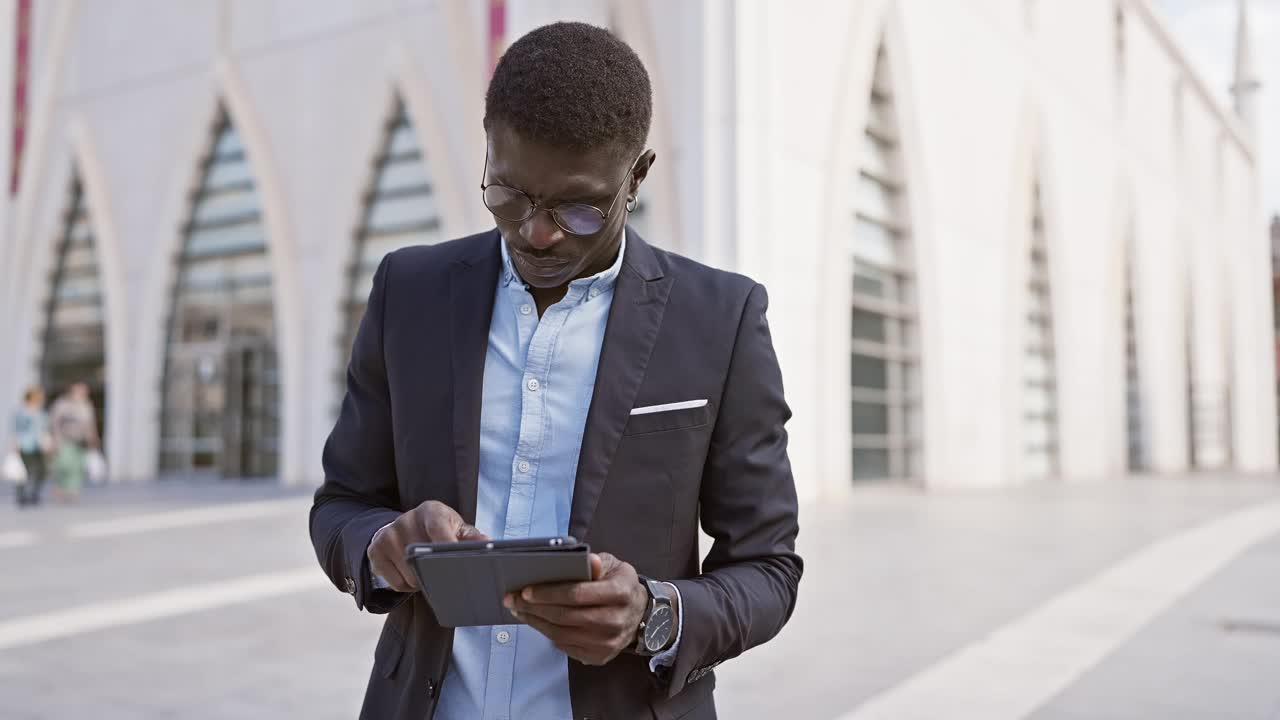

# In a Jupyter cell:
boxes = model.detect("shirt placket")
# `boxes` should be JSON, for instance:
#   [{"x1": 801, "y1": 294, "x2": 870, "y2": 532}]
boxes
[{"x1": 480, "y1": 282, "x2": 582, "y2": 720}]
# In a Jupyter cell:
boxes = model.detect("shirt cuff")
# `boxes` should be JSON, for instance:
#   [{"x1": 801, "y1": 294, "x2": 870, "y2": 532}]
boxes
[
  {"x1": 649, "y1": 581, "x2": 683, "y2": 673},
  {"x1": 370, "y1": 522, "x2": 394, "y2": 590}
]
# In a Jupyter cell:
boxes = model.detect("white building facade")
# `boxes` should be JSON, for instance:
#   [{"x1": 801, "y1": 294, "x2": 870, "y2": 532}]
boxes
[{"x1": 0, "y1": 0, "x2": 1273, "y2": 500}]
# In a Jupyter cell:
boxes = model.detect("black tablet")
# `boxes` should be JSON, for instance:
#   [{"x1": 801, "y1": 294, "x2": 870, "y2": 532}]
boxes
[{"x1": 405, "y1": 536, "x2": 591, "y2": 627}]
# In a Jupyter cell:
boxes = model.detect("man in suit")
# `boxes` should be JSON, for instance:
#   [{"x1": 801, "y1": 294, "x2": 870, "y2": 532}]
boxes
[{"x1": 310, "y1": 21, "x2": 802, "y2": 720}]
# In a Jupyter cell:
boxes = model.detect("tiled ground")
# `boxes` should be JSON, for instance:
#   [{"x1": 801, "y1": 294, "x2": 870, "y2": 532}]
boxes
[{"x1": 1, "y1": 474, "x2": 1277, "y2": 719}]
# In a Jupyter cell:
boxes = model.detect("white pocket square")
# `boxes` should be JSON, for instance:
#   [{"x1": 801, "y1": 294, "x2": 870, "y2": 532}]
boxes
[{"x1": 630, "y1": 399, "x2": 708, "y2": 416}]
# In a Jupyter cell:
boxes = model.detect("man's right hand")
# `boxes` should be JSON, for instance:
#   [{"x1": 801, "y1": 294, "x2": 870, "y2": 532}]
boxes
[{"x1": 366, "y1": 500, "x2": 489, "y2": 593}]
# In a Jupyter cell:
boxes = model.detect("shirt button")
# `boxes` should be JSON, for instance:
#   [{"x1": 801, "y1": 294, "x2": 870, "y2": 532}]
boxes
[
  {"x1": 496, "y1": 629, "x2": 511, "y2": 644},
  {"x1": 526, "y1": 377, "x2": 540, "y2": 392},
  {"x1": 520, "y1": 303, "x2": 532, "y2": 315},
  {"x1": 517, "y1": 459, "x2": 531, "y2": 473},
  {"x1": 589, "y1": 287, "x2": 600, "y2": 299}
]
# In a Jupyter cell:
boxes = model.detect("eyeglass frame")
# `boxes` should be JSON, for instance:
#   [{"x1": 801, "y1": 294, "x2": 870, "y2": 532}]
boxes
[{"x1": 480, "y1": 149, "x2": 641, "y2": 236}]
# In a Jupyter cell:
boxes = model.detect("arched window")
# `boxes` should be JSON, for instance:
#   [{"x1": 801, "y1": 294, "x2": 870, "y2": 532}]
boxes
[
  {"x1": 39, "y1": 173, "x2": 106, "y2": 440},
  {"x1": 1023, "y1": 183, "x2": 1059, "y2": 479},
  {"x1": 160, "y1": 111, "x2": 278, "y2": 478},
  {"x1": 850, "y1": 46, "x2": 921, "y2": 481},
  {"x1": 338, "y1": 100, "x2": 442, "y2": 394}
]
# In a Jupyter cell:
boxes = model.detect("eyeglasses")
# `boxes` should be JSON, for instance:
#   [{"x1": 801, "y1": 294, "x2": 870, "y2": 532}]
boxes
[{"x1": 480, "y1": 151, "x2": 639, "y2": 236}]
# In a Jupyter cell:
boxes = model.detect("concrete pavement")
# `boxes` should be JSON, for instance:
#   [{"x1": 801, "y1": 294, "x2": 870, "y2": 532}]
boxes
[{"x1": 1, "y1": 474, "x2": 1278, "y2": 719}]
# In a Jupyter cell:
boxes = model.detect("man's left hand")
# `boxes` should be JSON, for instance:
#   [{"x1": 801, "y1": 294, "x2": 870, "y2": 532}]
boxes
[{"x1": 505, "y1": 552, "x2": 648, "y2": 666}]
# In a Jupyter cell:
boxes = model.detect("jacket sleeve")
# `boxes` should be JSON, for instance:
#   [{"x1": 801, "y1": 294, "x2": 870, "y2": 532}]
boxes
[
  {"x1": 309, "y1": 252, "x2": 409, "y2": 615},
  {"x1": 665, "y1": 282, "x2": 803, "y2": 696}
]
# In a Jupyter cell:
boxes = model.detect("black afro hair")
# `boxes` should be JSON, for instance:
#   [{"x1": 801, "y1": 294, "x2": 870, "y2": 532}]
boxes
[{"x1": 484, "y1": 22, "x2": 653, "y2": 159}]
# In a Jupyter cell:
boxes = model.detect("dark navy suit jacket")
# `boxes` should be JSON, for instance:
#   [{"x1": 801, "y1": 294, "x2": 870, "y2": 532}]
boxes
[{"x1": 310, "y1": 229, "x2": 802, "y2": 720}]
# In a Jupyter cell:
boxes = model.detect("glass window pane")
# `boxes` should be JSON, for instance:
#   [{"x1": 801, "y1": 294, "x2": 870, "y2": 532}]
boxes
[
  {"x1": 213, "y1": 128, "x2": 244, "y2": 157},
  {"x1": 853, "y1": 217, "x2": 898, "y2": 267},
  {"x1": 361, "y1": 228, "x2": 439, "y2": 265},
  {"x1": 1024, "y1": 451, "x2": 1052, "y2": 478},
  {"x1": 54, "y1": 274, "x2": 101, "y2": 300},
  {"x1": 853, "y1": 449, "x2": 890, "y2": 480},
  {"x1": 350, "y1": 274, "x2": 375, "y2": 305},
  {"x1": 862, "y1": 132, "x2": 894, "y2": 179},
  {"x1": 387, "y1": 124, "x2": 420, "y2": 156},
  {"x1": 52, "y1": 303, "x2": 104, "y2": 327},
  {"x1": 857, "y1": 174, "x2": 897, "y2": 222},
  {"x1": 852, "y1": 308, "x2": 886, "y2": 343},
  {"x1": 376, "y1": 159, "x2": 430, "y2": 193},
  {"x1": 852, "y1": 353, "x2": 888, "y2": 390},
  {"x1": 1024, "y1": 385, "x2": 1055, "y2": 415},
  {"x1": 192, "y1": 187, "x2": 258, "y2": 224},
  {"x1": 853, "y1": 400, "x2": 889, "y2": 435},
  {"x1": 366, "y1": 192, "x2": 438, "y2": 231},
  {"x1": 853, "y1": 267, "x2": 886, "y2": 298},
  {"x1": 205, "y1": 159, "x2": 253, "y2": 189},
  {"x1": 1024, "y1": 421, "x2": 1054, "y2": 448},
  {"x1": 62, "y1": 245, "x2": 97, "y2": 270},
  {"x1": 867, "y1": 97, "x2": 894, "y2": 139},
  {"x1": 186, "y1": 222, "x2": 265, "y2": 257},
  {"x1": 69, "y1": 223, "x2": 93, "y2": 247}
]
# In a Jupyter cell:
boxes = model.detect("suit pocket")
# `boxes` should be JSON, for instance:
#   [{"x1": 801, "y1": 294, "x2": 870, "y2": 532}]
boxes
[
  {"x1": 373, "y1": 623, "x2": 405, "y2": 679},
  {"x1": 651, "y1": 674, "x2": 716, "y2": 720},
  {"x1": 624, "y1": 402, "x2": 713, "y2": 436}
]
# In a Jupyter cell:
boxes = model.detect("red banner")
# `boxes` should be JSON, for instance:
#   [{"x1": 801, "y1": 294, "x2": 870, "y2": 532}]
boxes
[
  {"x1": 488, "y1": 0, "x2": 505, "y2": 79},
  {"x1": 10, "y1": 0, "x2": 31, "y2": 196}
]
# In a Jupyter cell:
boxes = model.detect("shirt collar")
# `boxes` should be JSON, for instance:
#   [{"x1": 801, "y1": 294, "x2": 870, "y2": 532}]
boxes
[{"x1": 499, "y1": 229, "x2": 628, "y2": 296}]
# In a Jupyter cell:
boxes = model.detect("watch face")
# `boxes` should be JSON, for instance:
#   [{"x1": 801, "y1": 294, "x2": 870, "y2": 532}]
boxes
[{"x1": 644, "y1": 604, "x2": 674, "y2": 652}]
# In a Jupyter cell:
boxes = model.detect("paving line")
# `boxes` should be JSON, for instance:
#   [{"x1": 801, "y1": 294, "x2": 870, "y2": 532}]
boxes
[
  {"x1": 0, "y1": 567, "x2": 327, "y2": 651},
  {"x1": 0, "y1": 531, "x2": 37, "y2": 549},
  {"x1": 65, "y1": 497, "x2": 310, "y2": 539},
  {"x1": 837, "y1": 499, "x2": 1280, "y2": 720}
]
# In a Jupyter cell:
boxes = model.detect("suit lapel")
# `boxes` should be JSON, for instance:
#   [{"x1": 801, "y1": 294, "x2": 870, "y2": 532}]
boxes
[
  {"x1": 449, "y1": 231, "x2": 501, "y2": 525},
  {"x1": 570, "y1": 232, "x2": 673, "y2": 541}
]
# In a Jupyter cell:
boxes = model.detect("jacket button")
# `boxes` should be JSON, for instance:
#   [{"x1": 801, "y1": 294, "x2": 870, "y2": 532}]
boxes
[
  {"x1": 427, "y1": 678, "x2": 436, "y2": 698},
  {"x1": 345, "y1": 577, "x2": 356, "y2": 594}
]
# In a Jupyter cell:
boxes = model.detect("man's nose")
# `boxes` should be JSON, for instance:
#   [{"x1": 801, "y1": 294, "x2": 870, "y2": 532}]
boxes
[{"x1": 521, "y1": 209, "x2": 564, "y2": 251}]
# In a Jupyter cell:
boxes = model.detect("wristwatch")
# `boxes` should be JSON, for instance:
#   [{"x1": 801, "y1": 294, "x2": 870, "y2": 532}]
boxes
[{"x1": 633, "y1": 576, "x2": 677, "y2": 656}]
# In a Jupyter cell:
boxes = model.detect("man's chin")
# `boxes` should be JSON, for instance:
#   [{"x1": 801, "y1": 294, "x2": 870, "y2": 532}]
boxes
[{"x1": 513, "y1": 258, "x2": 580, "y2": 289}]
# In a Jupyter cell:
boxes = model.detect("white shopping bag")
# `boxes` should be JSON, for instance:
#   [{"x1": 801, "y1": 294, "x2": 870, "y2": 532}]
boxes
[
  {"x1": 85, "y1": 449, "x2": 107, "y2": 485},
  {"x1": 2, "y1": 451, "x2": 27, "y2": 485}
]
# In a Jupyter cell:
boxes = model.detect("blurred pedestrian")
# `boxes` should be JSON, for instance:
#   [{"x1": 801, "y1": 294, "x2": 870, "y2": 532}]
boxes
[
  {"x1": 49, "y1": 382, "x2": 98, "y2": 503},
  {"x1": 10, "y1": 386, "x2": 50, "y2": 506}
]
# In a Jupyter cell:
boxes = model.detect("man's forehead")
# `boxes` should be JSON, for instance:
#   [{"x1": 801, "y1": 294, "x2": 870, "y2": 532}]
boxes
[{"x1": 487, "y1": 130, "x2": 622, "y2": 198}]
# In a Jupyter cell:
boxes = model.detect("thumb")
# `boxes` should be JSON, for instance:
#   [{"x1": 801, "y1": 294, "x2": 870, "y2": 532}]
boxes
[{"x1": 590, "y1": 552, "x2": 621, "y2": 580}]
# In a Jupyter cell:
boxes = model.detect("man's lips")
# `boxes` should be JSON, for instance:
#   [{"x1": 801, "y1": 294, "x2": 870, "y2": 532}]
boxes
[{"x1": 512, "y1": 251, "x2": 572, "y2": 269}]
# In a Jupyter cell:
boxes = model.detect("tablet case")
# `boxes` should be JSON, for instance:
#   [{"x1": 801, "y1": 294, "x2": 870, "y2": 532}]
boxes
[{"x1": 405, "y1": 537, "x2": 592, "y2": 627}]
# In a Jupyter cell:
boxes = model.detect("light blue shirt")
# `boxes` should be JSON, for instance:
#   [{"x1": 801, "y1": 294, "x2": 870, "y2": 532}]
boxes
[
  {"x1": 12, "y1": 407, "x2": 47, "y2": 454},
  {"x1": 434, "y1": 232, "x2": 679, "y2": 719}
]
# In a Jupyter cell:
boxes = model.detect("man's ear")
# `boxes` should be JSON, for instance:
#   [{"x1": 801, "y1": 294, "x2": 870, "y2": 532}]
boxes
[{"x1": 630, "y1": 149, "x2": 657, "y2": 196}]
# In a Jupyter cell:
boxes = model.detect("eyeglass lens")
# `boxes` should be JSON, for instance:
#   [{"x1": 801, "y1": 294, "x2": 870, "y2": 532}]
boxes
[{"x1": 482, "y1": 185, "x2": 607, "y2": 235}]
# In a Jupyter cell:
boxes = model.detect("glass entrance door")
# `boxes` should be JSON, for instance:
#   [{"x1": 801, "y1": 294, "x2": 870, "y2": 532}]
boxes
[{"x1": 220, "y1": 341, "x2": 279, "y2": 478}]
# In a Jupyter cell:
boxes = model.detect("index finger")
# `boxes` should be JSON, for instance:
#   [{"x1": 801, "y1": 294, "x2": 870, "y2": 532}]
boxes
[{"x1": 520, "y1": 578, "x2": 626, "y2": 606}]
